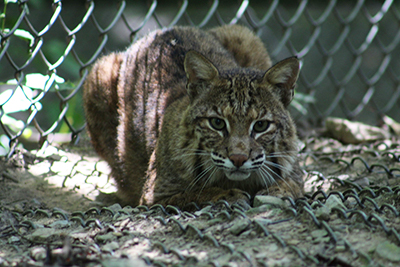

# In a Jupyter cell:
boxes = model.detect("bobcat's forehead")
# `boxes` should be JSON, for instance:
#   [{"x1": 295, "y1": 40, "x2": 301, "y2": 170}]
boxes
[
  {"x1": 198, "y1": 72, "x2": 283, "y2": 123},
  {"x1": 222, "y1": 73, "x2": 261, "y2": 112}
]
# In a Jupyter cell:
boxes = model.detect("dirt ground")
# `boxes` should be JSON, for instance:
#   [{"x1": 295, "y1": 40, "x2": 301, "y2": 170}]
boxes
[{"x1": 1, "y1": 132, "x2": 400, "y2": 266}]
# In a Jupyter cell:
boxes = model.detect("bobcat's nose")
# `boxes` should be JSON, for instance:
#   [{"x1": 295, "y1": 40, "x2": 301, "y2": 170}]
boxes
[{"x1": 229, "y1": 154, "x2": 248, "y2": 168}]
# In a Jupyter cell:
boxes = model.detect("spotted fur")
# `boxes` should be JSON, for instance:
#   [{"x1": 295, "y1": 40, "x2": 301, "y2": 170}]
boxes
[{"x1": 83, "y1": 25, "x2": 304, "y2": 208}]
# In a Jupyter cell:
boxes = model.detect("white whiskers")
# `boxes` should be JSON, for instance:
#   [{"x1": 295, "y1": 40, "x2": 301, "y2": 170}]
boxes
[
  {"x1": 256, "y1": 153, "x2": 297, "y2": 196},
  {"x1": 197, "y1": 165, "x2": 218, "y2": 199}
]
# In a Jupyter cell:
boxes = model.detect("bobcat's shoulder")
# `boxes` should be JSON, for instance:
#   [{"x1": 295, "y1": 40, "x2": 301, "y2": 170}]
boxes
[{"x1": 83, "y1": 25, "x2": 304, "y2": 208}]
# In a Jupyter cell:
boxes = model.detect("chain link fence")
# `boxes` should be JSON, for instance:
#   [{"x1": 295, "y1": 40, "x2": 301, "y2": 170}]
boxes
[
  {"x1": 1, "y1": 0, "x2": 400, "y2": 155},
  {"x1": 1, "y1": 1, "x2": 400, "y2": 265}
]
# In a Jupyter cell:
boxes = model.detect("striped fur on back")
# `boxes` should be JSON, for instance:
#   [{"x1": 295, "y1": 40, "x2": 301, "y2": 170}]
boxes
[{"x1": 83, "y1": 25, "x2": 304, "y2": 208}]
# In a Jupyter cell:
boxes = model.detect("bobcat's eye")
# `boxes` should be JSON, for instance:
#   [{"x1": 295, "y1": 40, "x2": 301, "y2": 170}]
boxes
[
  {"x1": 253, "y1": 120, "x2": 270, "y2": 133},
  {"x1": 209, "y1": 118, "x2": 226, "y2": 131}
]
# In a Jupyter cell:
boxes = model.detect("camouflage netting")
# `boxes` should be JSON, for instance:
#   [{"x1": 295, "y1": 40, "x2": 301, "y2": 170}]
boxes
[{"x1": 0, "y1": 1, "x2": 400, "y2": 266}]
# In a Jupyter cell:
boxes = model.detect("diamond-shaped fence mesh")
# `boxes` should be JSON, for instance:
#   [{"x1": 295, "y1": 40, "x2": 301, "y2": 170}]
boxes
[
  {"x1": 1, "y1": 2, "x2": 400, "y2": 266},
  {"x1": 1, "y1": 0, "x2": 400, "y2": 156}
]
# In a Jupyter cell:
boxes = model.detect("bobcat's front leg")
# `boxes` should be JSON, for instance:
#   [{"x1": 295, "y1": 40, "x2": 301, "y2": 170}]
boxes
[{"x1": 158, "y1": 187, "x2": 250, "y2": 208}]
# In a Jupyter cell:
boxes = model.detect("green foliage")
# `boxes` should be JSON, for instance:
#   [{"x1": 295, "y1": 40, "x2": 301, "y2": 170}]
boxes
[
  {"x1": 0, "y1": 0, "x2": 77, "y2": 155},
  {"x1": 0, "y1": 73, "x2": 71, "y2": 155},
  {"x1": 291, "y1": 91, "x2": 315, "y2": 115},
  {"x1": 1, "y1": 0, "x2": 18, "y2": 32},
  {"x1": 2, "y1": 28, "x2": 35, "y2": 46}
]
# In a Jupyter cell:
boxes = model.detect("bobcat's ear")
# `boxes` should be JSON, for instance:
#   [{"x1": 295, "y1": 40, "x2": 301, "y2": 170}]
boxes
[
  {"x1": 184, "y1": 50, "x2": 219, "y2": 98},
  {"x1": 263, "y1": 56, "x2": 300, "y2": 107}
]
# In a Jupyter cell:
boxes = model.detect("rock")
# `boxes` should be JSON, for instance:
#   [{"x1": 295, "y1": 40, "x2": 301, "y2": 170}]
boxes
[
  {"x1": 311, "y1": 229, "x2": 329, "y2": 243},
  {"x1": 325, "y1": 195, "x2": 346, "y2": 211},
  {"x1": 325, "y1": 117, "x2": 390, "y2": 144},
  {"x1": 353, "y1": 177, "x2": 370, "y2": 187},
  {"x1": 376, "y1": 241, "x2": 400, "y2": 262},
  {"x1": 102, "y1": 241, "x2": 120, "y2": 252},
  {"x1": 311, "y1": 229, "x2": 327, "y2": 239},
  {"x1": 107, "y1": 203, "x2": 123, "y2": 213},
  {"x1": 314, "y1": 205, "x2": 330, "y2": 221},
  {"x1": 30, "y1": 246, "x2": 47, "y2": 261},
  {"x1": 13, "y1": 203, "x2": 24, "y2": 213},
  {"x1": 95, "y1": 232, "x2": 117, "y2": 243},
  {"x1": 383, "y1": 115, "x2": 400, "y2": 136},
  {"x1": 315, "y1": 195, "x2": 346, "y2": 220},
  {"x1": 49, "y1": 220, "x2": 70, "y2": 229},
  {"x1": 253, "y1": 195, "x2": 286, "y2": 208},
  {"x1": 30, "y1": 228, "x2": 62, "y2": 242},
  {"x1": 246, "y1": 204, "x2": 273, "y2": 215},
  {"x1": 101, "y1": 258, "x2": 148, "y2": 267},
  {"x1": 229, "y1": 219, "x2": 251, "y2": 235},
  {"x1": 7, "y1": 236, "x2": 20, "y2": 243}
]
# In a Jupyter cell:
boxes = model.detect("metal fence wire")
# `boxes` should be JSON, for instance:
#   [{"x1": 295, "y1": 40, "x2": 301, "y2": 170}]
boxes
[{"x1": 1, "y1": 0, "x2": 400, "y2": 156}]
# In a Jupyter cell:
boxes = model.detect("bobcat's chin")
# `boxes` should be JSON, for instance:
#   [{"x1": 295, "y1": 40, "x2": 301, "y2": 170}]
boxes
[{"x1": 225, "y1": 170, "x2": 251, "y2": 181}]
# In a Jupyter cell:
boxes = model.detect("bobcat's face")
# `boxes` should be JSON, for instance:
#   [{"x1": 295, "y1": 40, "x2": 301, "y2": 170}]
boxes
[
  {"x1": 191, "y1": 74, "x2": 297, "y2": 187},
  {"x1": 183, "y1": 51, "x2": 299, "y2": 190},
  {"x1": 207, "y1": 113, "x2": 279, "y2": 182}
]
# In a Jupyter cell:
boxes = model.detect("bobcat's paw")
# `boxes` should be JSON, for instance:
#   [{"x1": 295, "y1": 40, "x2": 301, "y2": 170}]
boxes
[
  {"x1": 257, "y1": 186, "x2": 286, "y2": 198},
  {"x1": 211, "y1": 188, "x2": 251, "y2": 208}
]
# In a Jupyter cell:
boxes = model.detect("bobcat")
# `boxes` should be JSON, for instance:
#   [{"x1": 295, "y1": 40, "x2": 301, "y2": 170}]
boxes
[{"x1": 83, "y1": 25, "x2": 304, "y2": 208}]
